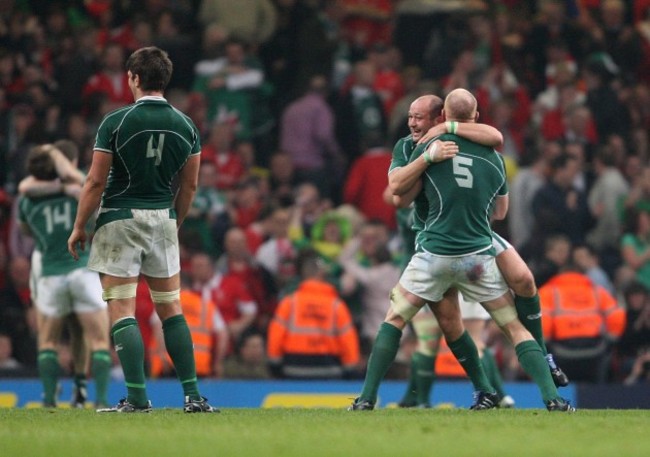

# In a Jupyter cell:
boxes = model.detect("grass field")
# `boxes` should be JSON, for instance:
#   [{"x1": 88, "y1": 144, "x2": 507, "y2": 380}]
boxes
[{"x1": 2, "y1": 408, "x2": 649, "y2": 457}]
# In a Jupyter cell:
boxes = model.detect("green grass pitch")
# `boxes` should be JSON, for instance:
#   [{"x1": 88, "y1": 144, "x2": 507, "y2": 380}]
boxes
[{"x1": 2, "y1": 408, "x2": 649, "y2": 457}]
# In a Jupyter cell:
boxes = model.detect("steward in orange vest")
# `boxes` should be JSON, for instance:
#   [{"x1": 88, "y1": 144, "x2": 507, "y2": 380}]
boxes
[
  {"x1": 150, "y1": 289, "x2": 227, "y2": 378},
  {"x1": 539, "y1": 267, "x2": 626, "y2": 382},
  {"x1": 267, "y1": 248, "x2": 360, "y2": 379}
]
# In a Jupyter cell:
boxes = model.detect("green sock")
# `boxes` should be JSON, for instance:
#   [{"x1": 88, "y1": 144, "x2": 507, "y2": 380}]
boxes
[
  {"x1": 91, "y1": 350, "x2": 112, "y2": 406},
  {"x1": 481, "y1": 349, "x2": 506, "y2": 399},
  {"x1": 400, "y1": 354, "x2": 418, "y2": 406},
  {"x1": 515, "y1": 294, "x2": 547, "y2": 355},
  {"x1": 38, "y1": 349, "x2": 60, "y2": 406},
  {"x1": 111, "y1": 318, "x2": 148, "y2": 407},
  {"x1": 413, "y1": 352, "x2": 436, "y2": 405},
  {"x1": 73, "y1": 373, "x2": 87, "y2": 390},
  {"x1": 448, "y1": 331, "x2": 494, "y2": 394},
  {"x1": 163, "y1": 315, "x2": 200, "y2": 400},
  {"x1": 360, "y1": 322, "x2": 402, "y2": 404},
  {"x1": 515, "y1": 340, "x2": 558, "y2": 403}
]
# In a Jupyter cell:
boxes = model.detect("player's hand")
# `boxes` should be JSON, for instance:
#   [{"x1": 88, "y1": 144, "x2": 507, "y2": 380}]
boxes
[
  {"x1": 426, "y1": 140, "x2": 459, "y2": 163},
  {"x1": 417, "y1": 123, "x2": 446, "y2": 145},
  {"x1": 68, "y1": 227, "x2": 87, "y2": 261}
]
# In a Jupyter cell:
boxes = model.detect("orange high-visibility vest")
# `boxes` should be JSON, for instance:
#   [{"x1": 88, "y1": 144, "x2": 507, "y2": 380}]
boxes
[
  {"x1": 150, "y1": 289, "x2": 217, "y2": 377},
  {"x1": 267, "y1": 279, "x2": 360, "y2": 371},
  {"x1": 539, "y1": 272, "x2": 626, "y2": 341}
]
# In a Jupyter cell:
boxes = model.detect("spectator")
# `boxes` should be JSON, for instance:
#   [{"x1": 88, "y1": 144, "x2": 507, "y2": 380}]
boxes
[
  {"x1": 181, "y1": 160, "x2": 226, "y2": 258},
  {"x1": 620, "y1": 207, "x2": 650, "y2": 291},
  {"x1": 340, "y1": 0, "x2": 393, "y2": 54},
  {"x1": 279, "y1": 74, "x2": 345, "y2": 201},
  {"x1": 0, "y1": 256, "x2": 37, "y2": 367},
  {"x1": 530, "y1": 234, "x2": 573, "y2": 288},
  {"x1": 539, "y1": 264, "x2": 626, "y2": 383},
  {"x1": 223, "y1": 328, "x2": 270, "y2": 379},
  {"x1": 190, "y1": 251, "x2": 257, "y2": 348},
  {"x1": 338, "y1": 221, "x2": 400, "y2": 354},
  {"x1": 288, "y1": 182, "x2": 331, "y2": 240},
  {"x1": 572, "y1": 243, "x2": 616, "y2": 295},
  {"x1": 342, "y1": 132, "x2": 395, "y2": 230},
  {"x1": 259, "y1": 0, "x2": 337, "y2": 109},
  {"x1": 201, "y1": 122, "x2": 246, "y2": 192},
  {"x1": 583, "y1": 53, "x2": 631, "y2": 142},
  {"x1": 586, "y1": 145, "x2": 630, "y2": 272},
  {"x1": 508, "y1": 139, "x2": 561, "y2": 250},
  {"x1": 616, "y1": 282, "x2": 650, "y2": 376},
  {"x1": 81, "y1": 42, "x2": 133, "y2": 113},
  {"x1": 267, "y1": 247, "x2": 360, "y2": 379},
  {"x1": 333, "y1": 60, "x2": 387, "y2": 168},
  {"x1": 216, "y1": 227, "x2": 273, "y2": 329},
  {"x1": 267, "y1": 151, "x2": 298, "y2": 206},
  {"x1": 198, "y1": 0, "x2": 277, "y2": 50},
  {"x1": 255, "y1": 206, "x2": 297, "y2": 292},
  {"x1": 530, "y1": 152, "x2": 595, "y2": 250}
]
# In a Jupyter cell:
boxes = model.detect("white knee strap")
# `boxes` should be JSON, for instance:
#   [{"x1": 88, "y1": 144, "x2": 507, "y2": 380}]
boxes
[
  {"x1": 412, "y1": 313, "x2": 441, "y2": 357},
  {"x1": 488, "y1": 304, "x2": 518, "y2": 327},
  {"x1": 102, "y1": 283, "x2": 137, "y2": 301},
  {"x1": 390, "y1": 287, "x2": 420, "y2": 322},
  {"x1": 150, "y1": 288, "x2": 180, "y2": 304}
]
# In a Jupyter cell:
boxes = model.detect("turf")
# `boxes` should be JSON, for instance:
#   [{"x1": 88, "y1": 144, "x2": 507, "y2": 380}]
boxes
[{"x1": 2, "y1": 408, "x2": 649, "y2": 457}]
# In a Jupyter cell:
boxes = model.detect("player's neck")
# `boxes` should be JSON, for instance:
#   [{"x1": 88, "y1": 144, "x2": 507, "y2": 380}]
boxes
[{"x1": 134, "y1": 90, "x2": 164, "y2": 101}]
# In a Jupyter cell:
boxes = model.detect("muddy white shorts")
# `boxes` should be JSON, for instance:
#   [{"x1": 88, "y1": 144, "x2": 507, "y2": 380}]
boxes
[{"x1": 88, "y1": 208, "x2": 180, "y2": 278}]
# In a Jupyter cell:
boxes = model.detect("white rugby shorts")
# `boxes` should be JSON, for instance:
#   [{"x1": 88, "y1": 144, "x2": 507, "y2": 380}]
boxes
[
  {"x1": 400, "y1": 251, "x2": 509, "y2": 304},
  {"x1": 36, "y1": 268, "x2": 105, "y2": 317},
  {"x1": 88, "y1": 208, "x2": 180, "y2": 278}
]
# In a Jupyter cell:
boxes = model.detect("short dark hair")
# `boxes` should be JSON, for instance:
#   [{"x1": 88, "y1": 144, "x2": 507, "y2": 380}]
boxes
[
  {"x1": 126, "y1": 46, "x2": 173, "y2": 92},
  {"x1": 295, "y1": 248, "x2": 325, "y2": 279},
  {"x1": 26, "y1": 145, "x2": 57, "y2": 181}
]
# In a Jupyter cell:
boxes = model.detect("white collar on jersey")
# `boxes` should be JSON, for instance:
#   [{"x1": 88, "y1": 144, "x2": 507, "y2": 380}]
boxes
[{"x1": 136, "y1": 95, "x2": 167, "y2": 102}]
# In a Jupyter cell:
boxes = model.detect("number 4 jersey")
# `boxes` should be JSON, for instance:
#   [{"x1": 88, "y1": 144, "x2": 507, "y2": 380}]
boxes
[
  {"x1": 414, "y1": 133, "x2": 508, "y2": 257},
  {"x1": 19, "y1": 194, "x2": 89, "y2": 275},
  {"x1": 93, "y1": 95, "x2": 201, "y2": 211}
]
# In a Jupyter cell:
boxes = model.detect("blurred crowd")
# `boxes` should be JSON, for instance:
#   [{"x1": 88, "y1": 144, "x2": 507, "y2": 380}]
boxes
[{"x1": 1, "y1": 0, "x2": 650, "y2": 386}]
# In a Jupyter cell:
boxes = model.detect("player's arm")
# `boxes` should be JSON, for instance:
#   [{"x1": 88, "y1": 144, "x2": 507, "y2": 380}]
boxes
[
  {"x1": 418, "y1": 122, "x2": 503, "y2": 147},
  {"x1": 492, "y1": 194, "x2": 509, "y2": 220},
  {"x1": 392, "y1": 179, "x2": 422, "y2": 208},
  {"x1": 174, "y1": 154, "x2": 201, "y2": 228},
  {"x1": 389, "y1": 141, "x2": 457, "y2": 196},
  {"x1": 18, "y1": 176, "x2": 64, "y2": 197},
  {"x1": 50, "y1": 148, "x2": 85, "y2": 184},
  {"x1": 68, "y1": 150, "x2": 112, "y2": 260}
]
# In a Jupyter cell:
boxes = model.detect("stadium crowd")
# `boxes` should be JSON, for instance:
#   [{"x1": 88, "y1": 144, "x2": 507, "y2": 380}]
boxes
[{"x1": 1, "y1": 0, "x2": 650, "y2": 388}]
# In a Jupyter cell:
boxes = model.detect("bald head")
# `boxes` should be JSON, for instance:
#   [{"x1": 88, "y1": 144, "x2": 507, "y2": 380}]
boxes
[
  {"x1": 411, "y1": 95, "x2": 443, "y2": 120},
  {"x1": 443, "y1": 88, "x2": 478, "y2": 122},
  {"x1": 408, "y1": 94, "x2": 443, "y2": 141}
]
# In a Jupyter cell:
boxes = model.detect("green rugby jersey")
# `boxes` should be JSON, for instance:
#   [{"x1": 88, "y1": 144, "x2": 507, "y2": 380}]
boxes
[
  {"x1": 19, "y1": 194, "x2": 89, "y2": 276},
  {"x1": 94, "y1": 96, "x2": 201, "y2": 210},
  {"x1": 415, "y1": 133, "x2": 508, "y2": 256},
  {"x1": 389, "y1": 134, "x2": 430, "y2": 245}
]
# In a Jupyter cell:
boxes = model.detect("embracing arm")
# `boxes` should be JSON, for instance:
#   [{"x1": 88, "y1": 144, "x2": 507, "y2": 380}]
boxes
[
  {"x1": 389, "y1": 141, "x2": 458, "y2": 196},
  {"x1": 392, "y1": 180, "x2": 423, "y2": 208},
  {"x1": 418, "y1": 122, "x2": 503, "y2": 147}
]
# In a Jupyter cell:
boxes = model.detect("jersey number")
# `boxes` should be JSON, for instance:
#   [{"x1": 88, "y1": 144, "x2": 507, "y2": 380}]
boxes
[
  {"x1": 452, "y1": 156, "x2": 474, "y2": 188},
  {"x1": 42, "y1": 202, "x2": 72, "y2": 234},
  {"x1": 146, "y1": 134, "x2": 166, "y2": 166}
]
